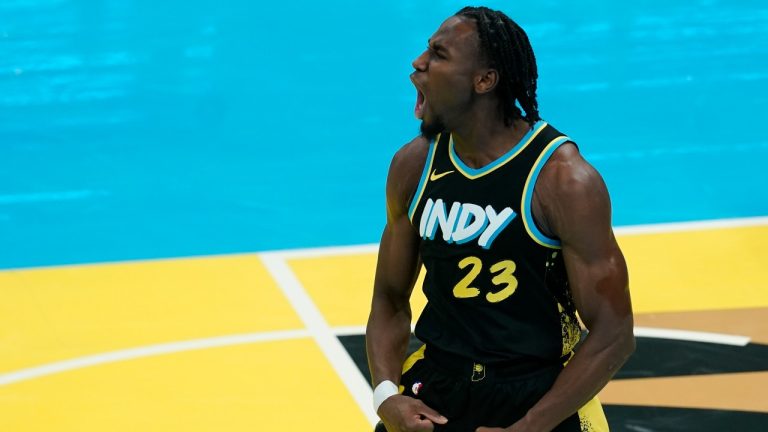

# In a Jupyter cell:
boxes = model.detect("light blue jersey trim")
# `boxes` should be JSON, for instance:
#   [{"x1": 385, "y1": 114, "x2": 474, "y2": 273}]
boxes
[
  {"x1": 449, "y1": 121, "x2": 546, "y2": 179},
  {"x1": 522, "y1": 136, "x2": 571, "y2": 248},
  {"x1": 408, "y1": 138, "x2": 438, "y2": 222}
]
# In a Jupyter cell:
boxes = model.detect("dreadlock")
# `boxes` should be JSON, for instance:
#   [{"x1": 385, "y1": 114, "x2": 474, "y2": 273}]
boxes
[{"x1": 456, "y1": 6, "x2": 540, "y2": 127}]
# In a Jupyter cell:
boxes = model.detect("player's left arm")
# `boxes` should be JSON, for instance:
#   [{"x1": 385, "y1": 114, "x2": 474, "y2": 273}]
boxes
[{"x1": 478, "y1": 143, "x2": 635, "y2": 432}]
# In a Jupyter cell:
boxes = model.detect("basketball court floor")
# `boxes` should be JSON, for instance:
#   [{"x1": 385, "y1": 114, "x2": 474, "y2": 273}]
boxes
[{"x1": 1, "y1": 0, "x2": 767, "y2": 430}]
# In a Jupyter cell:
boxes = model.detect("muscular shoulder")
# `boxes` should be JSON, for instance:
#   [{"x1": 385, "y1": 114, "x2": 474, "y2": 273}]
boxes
[
  {"x1": 386, "y1": 136, "x2": 430, "y2": 220},
  {"x1": 542, "y1": 144, "x2": 606, "y2": 198},
  {"x1": 534, "y1": 143, "x2": 611, "y2": 241}
]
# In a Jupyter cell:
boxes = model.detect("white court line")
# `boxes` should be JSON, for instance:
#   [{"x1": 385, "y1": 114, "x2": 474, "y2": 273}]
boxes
[
  {"x1": 614, "y1": 216, "x2": 768, "y2": 236},
  {"x1": 0, "y1": 329, "x2": 310, "y2": 387},
  {"x1": 633, "y1": 327, "x2": 750, "y2": 346},
  {"x1": 333, "y1": 326, "x2": 371, "y2": 337},
  {"x1": 268, "y1": 243, "x2": 379, "y2": 260},
  {"x1": 332, "y1": 326, "x2": 751, "y2": 347},
  {"x1": 333, "y1": 325, "x2": 415, "y2": 337},
  {"x1": 3, "y1": 215, "x2": 765, "y2": 272},
  {"x1": 0, "y1": 324, "x2": 749, "y2": 389},
  {"x1": 0, "y1": 215, "x2": 762, "y2": 393},
  {"x1": 259, "y1": 252, "x2": 379, "y2": 426}
]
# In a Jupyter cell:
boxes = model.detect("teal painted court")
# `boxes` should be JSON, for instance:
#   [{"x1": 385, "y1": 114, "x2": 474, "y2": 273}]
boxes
[{"x1": 1, "y1": 0, "x2": 766, "y2": 269}]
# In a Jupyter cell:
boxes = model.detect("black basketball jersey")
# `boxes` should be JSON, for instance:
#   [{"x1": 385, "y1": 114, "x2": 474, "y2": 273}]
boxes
[{"x1": 407, "y1": 121, "x2": 581, "y2": 364}]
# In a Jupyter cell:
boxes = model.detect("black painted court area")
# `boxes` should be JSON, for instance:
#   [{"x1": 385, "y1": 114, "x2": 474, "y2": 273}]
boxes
[{"x1": 340, "y1": 334, "x2": 768, "y2": 431}]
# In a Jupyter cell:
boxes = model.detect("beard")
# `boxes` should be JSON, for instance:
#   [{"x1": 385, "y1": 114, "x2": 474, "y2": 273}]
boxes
[{"x1": 419, "y1": 116, "x2": 446, "y2": 142}]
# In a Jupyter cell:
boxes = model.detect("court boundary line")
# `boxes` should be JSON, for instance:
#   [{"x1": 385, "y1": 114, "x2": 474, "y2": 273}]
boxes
[
  {"x1": 267, "y1": 215, "x2": 768, "y2": 259},
  {"x1": 614, "y1": 216, "x2": 768, "y2": 236},
  {"x1": 0, "y1": 329, "x2": 310, "y2": 387},
  {"x1": 0, "y1": 214, "x2": 763, "y2": 415},
  {"x1": 259, "y1": 252, "x2": 379, "y2": 426},
  {"x1": 2, "y1": 215, "x2": 766, "y2": 271},
  {"x1": 633, "y1": 327, "x2": 750, "y2": 346}
]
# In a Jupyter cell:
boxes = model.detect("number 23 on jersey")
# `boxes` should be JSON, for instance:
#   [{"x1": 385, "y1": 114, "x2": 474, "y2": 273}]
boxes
[{"x1": 453, "y1": 256, "x2": 519, "y2": 303}]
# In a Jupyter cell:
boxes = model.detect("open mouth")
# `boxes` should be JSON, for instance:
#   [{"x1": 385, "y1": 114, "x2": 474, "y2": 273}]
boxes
[{"x1": 415, "y1": 89, "x2": 425, "y2": 119}]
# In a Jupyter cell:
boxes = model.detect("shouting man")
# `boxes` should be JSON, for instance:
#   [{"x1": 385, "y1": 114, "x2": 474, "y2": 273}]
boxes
[{"x1": 366, "y1": 6, "x2": 634, "y2": 432}]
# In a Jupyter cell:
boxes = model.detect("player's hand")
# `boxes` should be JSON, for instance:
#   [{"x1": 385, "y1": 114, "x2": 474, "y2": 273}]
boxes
[{"x1": 378, "y1": 394, "x2": 448, "y2": 432}]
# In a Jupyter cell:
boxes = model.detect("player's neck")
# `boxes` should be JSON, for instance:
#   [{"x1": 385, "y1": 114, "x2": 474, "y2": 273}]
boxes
[{"x1": 450, "y1": 113, "x2": 531, "y2": 169}]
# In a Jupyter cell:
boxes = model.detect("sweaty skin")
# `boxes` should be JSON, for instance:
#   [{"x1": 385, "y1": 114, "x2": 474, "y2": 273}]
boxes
[{"x1": 366, "y1": 15, "x2": 634, "y2": 432}]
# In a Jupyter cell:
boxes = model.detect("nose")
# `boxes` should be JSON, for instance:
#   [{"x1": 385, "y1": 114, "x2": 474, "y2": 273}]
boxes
[{"x1": 412, "y1": 50, "x2": 428, "y2": 72}]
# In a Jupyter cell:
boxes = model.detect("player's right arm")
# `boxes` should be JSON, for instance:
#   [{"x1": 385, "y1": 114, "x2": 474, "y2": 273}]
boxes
[{"x1": 366, "y1": 137, "x2": 448, "y2": 432}]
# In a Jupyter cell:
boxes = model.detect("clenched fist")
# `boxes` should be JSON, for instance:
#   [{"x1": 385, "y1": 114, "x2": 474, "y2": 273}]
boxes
[{"x1": 378, "y1": 394, "x2": 448, "y2": 432}]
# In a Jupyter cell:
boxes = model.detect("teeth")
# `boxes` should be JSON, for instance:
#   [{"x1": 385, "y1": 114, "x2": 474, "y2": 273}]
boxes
[{"x1": 415, "y1": 90, "x2": 425, "y2": 119}]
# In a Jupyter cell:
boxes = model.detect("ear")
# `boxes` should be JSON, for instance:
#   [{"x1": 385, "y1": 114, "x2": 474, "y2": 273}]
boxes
[{"x1": 474, "y1": 69, "x2": 498, "y2": 94}]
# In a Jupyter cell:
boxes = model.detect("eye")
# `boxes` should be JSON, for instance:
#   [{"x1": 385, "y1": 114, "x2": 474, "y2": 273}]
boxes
[{"x1": 428, "y1": 45, "x2": 445, "y2": 59}]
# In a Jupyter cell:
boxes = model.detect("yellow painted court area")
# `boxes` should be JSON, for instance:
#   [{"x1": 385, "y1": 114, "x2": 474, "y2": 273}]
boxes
[
  {"x1": 289, "y1": 253, "x2": 427, "y2": 327},
  {"x1": 617, "y1": 224, "x2": 768, "y2": 313},
  {"x1": 0, "y1": 339, "x2": 370, "y2": 431},
  {"x1": 0, "y1": 256, "x2": 302, "y2": 372},
  {"x1": 0, "y1": 221, "x2": 767, "y2": 431}
]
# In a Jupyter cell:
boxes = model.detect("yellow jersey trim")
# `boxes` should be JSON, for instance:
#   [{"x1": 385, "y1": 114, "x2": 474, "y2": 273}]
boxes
[
  {"x1": 408, "y1": 135, "x2": 439, "y2": 222},
  {"x1": 398, "y1": 345, "x2": 426, "y2": 393},
  {"x1": 521, "y1": 136, "x2": 570, "y2": 249},
  {"x1": 448, "y1": 121, "x2": 548, "y2": 180}
]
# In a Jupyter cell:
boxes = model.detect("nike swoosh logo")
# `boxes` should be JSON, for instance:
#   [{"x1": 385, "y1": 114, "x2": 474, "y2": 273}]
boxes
[{"x1": 430, "y1": 169, "x2": 455, "y2": 181}]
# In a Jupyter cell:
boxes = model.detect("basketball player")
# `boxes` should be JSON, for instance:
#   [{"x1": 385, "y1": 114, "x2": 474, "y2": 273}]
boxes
[{"x1": 366, "y1": 6, "x2": 634, "y2": 432}]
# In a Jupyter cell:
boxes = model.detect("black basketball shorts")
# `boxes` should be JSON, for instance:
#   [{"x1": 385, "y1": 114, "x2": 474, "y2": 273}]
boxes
[{"x1": 375, "y1": 345, "x2": 608, "y2": 432}]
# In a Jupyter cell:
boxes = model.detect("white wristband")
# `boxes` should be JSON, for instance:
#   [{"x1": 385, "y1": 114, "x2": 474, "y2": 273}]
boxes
[{"x1": 372, "y1": 380, "x2": 399, "y2": 414}]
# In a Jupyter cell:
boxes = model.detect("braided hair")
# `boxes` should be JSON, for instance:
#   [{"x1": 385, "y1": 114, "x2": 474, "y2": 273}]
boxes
[{"x1": 456, "y1": 6, "x2": 540, "y2": 126}]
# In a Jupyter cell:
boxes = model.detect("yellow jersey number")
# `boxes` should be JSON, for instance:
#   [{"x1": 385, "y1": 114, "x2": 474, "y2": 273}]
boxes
[{"x1": 453, "y1": 256, "x2": 518, "y2": 303}]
